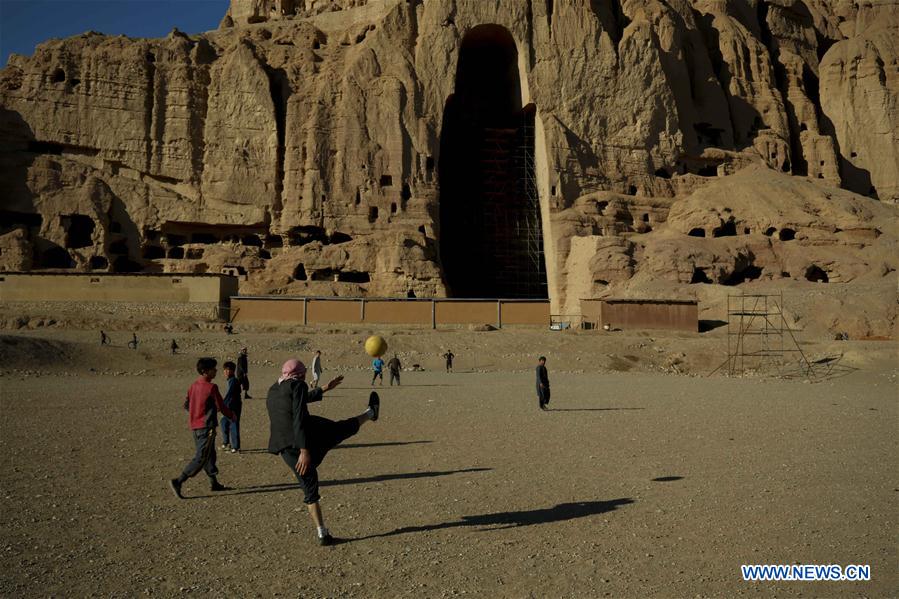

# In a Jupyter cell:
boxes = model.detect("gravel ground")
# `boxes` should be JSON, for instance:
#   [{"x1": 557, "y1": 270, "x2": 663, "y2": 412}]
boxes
[{"x1": 0, "y1": 330, "x2": 896, "y2": 598}]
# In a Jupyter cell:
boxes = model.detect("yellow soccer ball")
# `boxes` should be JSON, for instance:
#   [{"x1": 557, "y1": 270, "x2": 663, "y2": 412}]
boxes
[{"x1": 364, "y1": 335, "x2": 388, "y2": 357}]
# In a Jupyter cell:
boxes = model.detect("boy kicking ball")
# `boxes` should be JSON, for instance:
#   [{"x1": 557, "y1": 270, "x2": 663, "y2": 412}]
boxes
[{"x1": 267, "y1": 359, "x2": 380, "y2": 546}]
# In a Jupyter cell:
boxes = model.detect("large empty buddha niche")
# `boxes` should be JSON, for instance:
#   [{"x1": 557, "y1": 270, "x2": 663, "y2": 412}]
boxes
[{"x1": 438, "y1": 25, "x2": 547, "y2": 299}]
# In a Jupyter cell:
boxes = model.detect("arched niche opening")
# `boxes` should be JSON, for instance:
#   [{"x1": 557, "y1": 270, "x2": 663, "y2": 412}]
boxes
[{"x1": 438, "y1": 24, "x2": 547, "y2": 299}]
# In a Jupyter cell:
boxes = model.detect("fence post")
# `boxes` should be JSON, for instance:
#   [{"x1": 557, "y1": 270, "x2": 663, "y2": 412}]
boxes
[
  {"x1": 360, "y1": 298, "x2": 365, "y2": 322},
  {"x1": 431, "y1": 299, "x2": 436, "y2": 330},
  {"x1": 497, "y1": 300, "x2": 502, "y2": 329},
  {"x1": 302, "y1": 298, "x2": 308, "y2": 325}
]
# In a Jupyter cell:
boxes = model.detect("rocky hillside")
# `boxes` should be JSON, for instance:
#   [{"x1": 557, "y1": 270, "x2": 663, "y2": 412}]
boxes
[{"x1": 1, "y1": 0, "x2": 896, "y2": 320}]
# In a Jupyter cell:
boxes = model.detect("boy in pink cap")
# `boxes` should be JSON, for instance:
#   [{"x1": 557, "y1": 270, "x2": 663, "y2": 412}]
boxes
[{"x1": 266, "y1": 358, "x2": 380, "y2": 545}]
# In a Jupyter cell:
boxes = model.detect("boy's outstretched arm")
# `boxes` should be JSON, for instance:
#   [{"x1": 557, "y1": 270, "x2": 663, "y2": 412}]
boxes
[
  {"x1": 212, "y1": 385, "x2": 236, "y2": 421},
  {"x1": 307, "y1": 375, "x2": 343, "y2": 403},
  {"x1": 322, "y1": 375, "x2": 343, "y2": 392}
]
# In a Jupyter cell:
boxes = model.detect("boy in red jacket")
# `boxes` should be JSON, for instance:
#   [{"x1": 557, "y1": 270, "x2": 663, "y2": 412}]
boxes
[{"x1": 169, "y1": 357, "x2": 237, "y2": 498}]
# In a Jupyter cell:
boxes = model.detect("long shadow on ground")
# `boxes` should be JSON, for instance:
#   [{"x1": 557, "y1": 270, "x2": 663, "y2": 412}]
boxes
[
  {"x1": 236, "y1": 440, "x2": 432, "y2": 453},
  {"x1": 336, "y1": 385, "x2": 451, "y2": 390},
  {"x1": 549, "y1": 407, "x2": 645, "y2": 412},
  {"x1": 322, "y1": 467, "x2": 490, "y2": 487},
  {"x1": 184, "y1": 467, "x2": 490, "y2": 499},
  {"x1": 336, "y1": 440, "x2": 433, "y2": 449},
  {"x1": 355, "y1": 499, "x2": 635, "y2": 539}
]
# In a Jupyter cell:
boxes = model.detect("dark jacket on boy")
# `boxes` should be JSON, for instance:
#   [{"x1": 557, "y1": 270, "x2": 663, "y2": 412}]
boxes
[
  {"x1": 267, "y1": 379, "x2": 323, "y2": 453},
  {"x1": 266, "y1": 378, "x2": 360, "y2": 505}
]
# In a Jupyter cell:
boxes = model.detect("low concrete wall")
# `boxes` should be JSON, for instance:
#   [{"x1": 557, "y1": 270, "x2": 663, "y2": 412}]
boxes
[
  {"x1": 500, "y1": 301, "x2": 551, "y2": 325},
  {"x1": 364, "y1": 300, "x2": 432, "y2": 325},
  {"x1": 230, "y1": 297, "x2": 551, "y2": 328},
  {"x1": 0, "y1": 273, "x2": 238, "y2": 304},
  {"x1": 581, "y1": 298, "x2": 698, "y2": 332},
  {"x1": 228, "y1": 297, "x2": 301, "y2": 322},
  {"x1": 435, "y1": 301, "x2": 498, "y2": 325},
  {"x1": 307, "y1": 299, "x2": 363, "y2": 324}
]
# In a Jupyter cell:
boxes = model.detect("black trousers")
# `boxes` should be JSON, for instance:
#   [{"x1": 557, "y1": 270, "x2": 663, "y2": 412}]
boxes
[
  {"x1": 389, "y1": 371, "x2": 400, "y2": 385},
  {"x1": 538, "y1": 386, "x2": 551, "y2": 408},
  {"x1": 180, "y1": 427, "x2": 218, "y2": 480},
  {"x1": 281, "y1": 415, "x2": 361, "y2": 504}
]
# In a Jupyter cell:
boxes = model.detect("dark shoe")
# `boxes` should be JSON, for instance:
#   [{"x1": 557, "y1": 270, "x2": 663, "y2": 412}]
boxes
[
  {"x1": 244, "y1": 394, "x2": 252, "y2": 399},
  {"x1": 210, "y1": 481, "x2": 229, "y2": 492},
  {"x1": 368, "y1": 392, "x2": 380, "y2": 421},
  {"x1": 319, "y1": 534, "x2": 335, "y2": 546},
  {"x1": 169, "y1": 478, "x2": 183, "y2": 499}
]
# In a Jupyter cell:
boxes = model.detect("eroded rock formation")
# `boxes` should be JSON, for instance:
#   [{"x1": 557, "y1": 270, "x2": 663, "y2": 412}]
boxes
[{"x1": 1, "y1": 0, "x2": 897, "y2": 317}]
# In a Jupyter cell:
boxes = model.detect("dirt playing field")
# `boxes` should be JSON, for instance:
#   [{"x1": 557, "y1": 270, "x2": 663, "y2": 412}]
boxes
[{"x1": 0, "y1": 328, "x2": 896, "y2": 598}]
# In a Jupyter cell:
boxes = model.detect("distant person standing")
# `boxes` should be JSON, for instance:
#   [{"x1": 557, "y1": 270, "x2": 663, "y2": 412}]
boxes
[
  {"x1": 311, "y1": 351, "x2": 323, "y2": 388},
  {"x1": 219, "y1": 361, "x2": 242, "y2": 453},
  {"x1": 371, "y1": 356, "x2": 385, "y2": 386},
  {"x1": 170, "y1": 339, "x2": 179, "y2": 355},
  {"x1": 443, "y1": 350, "x2": 455, "y2": 373},
  {"x1": 100, "y1": 330, "x2": 110, "y2": 346},
  {"x1": 387, "y1": 354, "x2": 402, "y2": 386},
  {"x1": 128, "y1": 333, "x2": 139, "y2": 350},
  {"x1": 536, "y1": 356, "x2": 550, "y2": 411},
  {"x1": 236, "y1": 347, "x2": 251, "y2": 399}
]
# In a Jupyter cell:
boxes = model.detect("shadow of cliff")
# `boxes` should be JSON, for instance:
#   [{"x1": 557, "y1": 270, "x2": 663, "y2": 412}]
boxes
[
  {"x1": 0, "y1": 108, "x2": 38, "y2": 217},
  {"x1": 692, "y1": 10, "x2": 764, "y2": 152},
  {"x1": 0, "y1": 108, "x2": 42, "y2": 267}
]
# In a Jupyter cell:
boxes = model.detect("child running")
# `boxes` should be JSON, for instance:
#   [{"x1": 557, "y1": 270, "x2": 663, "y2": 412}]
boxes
[
  {"x1": 169, "y1": 358, "x2": 237, "y2": 498},
  {"x1": 267, "y1": 359, "x2": 380, "y2": 546},
  {"x1": 371, "y1": 355, "x2": 385, "y2": 386}
]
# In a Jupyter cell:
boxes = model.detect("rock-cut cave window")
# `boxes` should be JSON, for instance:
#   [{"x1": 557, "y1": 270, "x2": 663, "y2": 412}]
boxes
[
  {"x1": 805, "y1": 265, "x2": 829, "y2": 283},
  {"x1": 63, "y1": 214, "x2": 95, "y2": 249}
]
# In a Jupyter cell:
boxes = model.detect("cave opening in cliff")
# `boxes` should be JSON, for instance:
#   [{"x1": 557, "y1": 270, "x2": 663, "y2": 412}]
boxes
[
  {"x1": 61, "y1": 214, "x2": 94, "y2": 249},
  {"x1": 438, "y1": 24, "x2": 547, "y2": 299}
]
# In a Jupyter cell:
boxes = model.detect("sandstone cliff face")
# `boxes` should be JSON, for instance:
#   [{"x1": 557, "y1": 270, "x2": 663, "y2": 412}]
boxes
[{"x1": 1, "y1": 0, "x2": 897, "y2": 318}]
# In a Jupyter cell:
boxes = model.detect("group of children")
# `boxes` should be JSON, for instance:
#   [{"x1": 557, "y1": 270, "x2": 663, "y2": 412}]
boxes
[
  {"x1": 169, "y1": 346, "x2": 550, "y2": 545},
  {"x1": 370, "y1": 349, "x2": 455, "y2": 386},
  {"x1": 170, "y1": 350, "x2": 379, "y2": 546},
  {"x1": 370, "y1": 354, "x2": 402, "y2": 386},
  {"x1": 100, "y1": 330, "x2": 181, "y2": 357}
]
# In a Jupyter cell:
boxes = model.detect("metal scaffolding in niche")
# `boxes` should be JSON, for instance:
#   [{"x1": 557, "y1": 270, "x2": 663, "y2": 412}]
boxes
[{"x1": 476, "y1": 112, "x2": 547, "y2": 298}]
